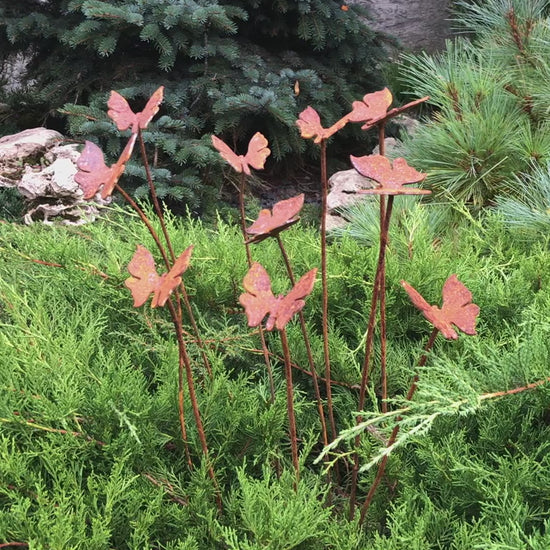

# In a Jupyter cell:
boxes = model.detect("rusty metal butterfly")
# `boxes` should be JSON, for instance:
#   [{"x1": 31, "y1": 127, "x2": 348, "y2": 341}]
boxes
[
  {"x1": 347, "y1": 88, "x2": 393, "y2": 129},
  {"x1": 296, "y1": 106, "x2": 348, "y2": 144},
  {"x1": 75, "y1": 134, "x2": 137, "y2": 199},
  {"x1": 239, "y1": 262, "x2": 317, "y2": 331},
  {"x1": 125, "y1": 244, "x2": 194, "y2": 308},
  {"x1": 350, "y1": 155, "x2": 430, "y2": 195},
  {"x1": 401, "y1": 275, "x2": 480, "y2": 339},
  {"x1": 107, "y1": 86, "x2": 164, "y2": 134},
  {"x1": 211, "y1": 132, "x2": 270, "y2": 175},
  {"x1": 246, "y1": 194, "x2": 304, "y2": 244}
]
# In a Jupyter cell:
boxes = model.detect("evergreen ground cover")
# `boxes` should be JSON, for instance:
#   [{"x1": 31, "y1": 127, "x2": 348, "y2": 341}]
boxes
[{"x1": 1, "y1": 203, "x2": 549, "y2": 548}]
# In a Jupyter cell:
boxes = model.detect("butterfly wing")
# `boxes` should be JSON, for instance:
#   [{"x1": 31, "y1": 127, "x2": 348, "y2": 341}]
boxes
[
  {"x1": 153, "y1": 245, "x2": 194, "y2": 307},
  {"x1": 247, "y1": 194, "x2": 304, "y2": 239},
  {"x1": 136, "y1": 86, "x2": 164, "y2": 130},
  {"x1": 401, "y1": 280, "x2": 432, "y2": 316},
  {"x1": 350, "y1": 155, "x2": 428, "y2": 195},
  {"x1": 125, "y1": 245, "x2": 162, "y2": 307},
  {"x1": 74, "y1": 141, "x2": 114, "y2": 199},
  {"x1": 272, "y1": 268, "x2": 317, "y2": 331},
  {"x1": 212, "y1": 135, "x2": 245, "y2": 173},
  {"x1": 246, "y1": 208, "x2": 273, "y2": 236},
  {"x1": 107, "y1": 91, "x2": 138, "y2": 132},
  {"x1": 350, "y1": 155, "x2": 392, "y2": 184},
  {"x1": 100, "y1": 133, "x2": 137, "y2": 199},
  {"x1": 440, "y1": 274, "x2": 479, "y2": 336},
  {"x1": 243, "y1": 132, "x2": 270, "y2": 173},
  {"x1": 296, "y1": 107, "x2": 325, "y2": 143},
  {"x1": 271, "y1": 194, "x2": 304, "y2": 226},
  {"x1": 389, "y1": 158, "x2": 427, "y2": 186},
  {"x1": 347, "y1": 88, "x2": 393, "y2": 125},
  {"x1": 402, "y1": 277, "x2": 479, "y2": 340},
  {"x1": 239, "y1": 262, "x2": 277, "y2": 328},
  {"x1": 401, "y1": 279, "x2": 457, "y2": 337}
]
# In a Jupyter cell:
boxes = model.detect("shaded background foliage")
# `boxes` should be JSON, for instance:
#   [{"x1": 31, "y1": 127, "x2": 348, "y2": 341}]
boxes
[{"x1": 0, "y1": 0, "x2": 388, "y2": 211}]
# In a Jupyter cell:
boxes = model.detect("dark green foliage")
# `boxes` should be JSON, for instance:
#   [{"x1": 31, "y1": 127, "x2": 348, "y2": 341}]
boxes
[
  {"x1": 0, "y1": 187, "x2": 25, "y2": 221},
  {"x1": 0, "y1": 0, "x2": 387, "y2": 210}
]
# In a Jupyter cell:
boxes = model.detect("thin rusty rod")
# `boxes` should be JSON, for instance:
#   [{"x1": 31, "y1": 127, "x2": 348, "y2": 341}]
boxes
[
  {"x1": 320, "y1": 139, "x2": 337, "y2": 443},
  {"x1": 350, "y1": 193, "x2": 394, "y2": 519},
  {"x1": 379, "y1": 122, "x2": 388, "y2": 415},
  {"x1": 115, "y1": 183, "x2": 170, "y2": 268},
  {"x1": 117, "y1": 179, "x2": 196, "y2": 461},
  {"x1": 276, "y1": 234, "x2": 329, "y2": 448},
  {"x1": 359, "y1": 327, "x2": 439, "y2": 524},
  {"x1": 280, "y1": 327, "x2": 300, "y2": 482},
  {"x1": 138, "y1": 130, "x2": 212, "y2": 378},
  {"x1": 166, "y1": 298, "x2": 221, "y2": 511},
  {"x1": 176, "y1": 334, "x2": 192, "y2": 468},
  {"x1": 239, "y1": 172, "x2": 276, "y2": 403},
  {"x1": 379, "y1": 258, "x2": 388, "y2": 414},
  {"x1": 480, "y1": 378, "x2": 550, "y2": 401},
  {"x1": 239, "y1": 173, "x2": 253, "y2": 267},
  {"x1": 363, "y1": 96, "x2": 430, "y2": 131},
  {"x1": 137, "y1": 129, "x2": 175, "y2": 262}
]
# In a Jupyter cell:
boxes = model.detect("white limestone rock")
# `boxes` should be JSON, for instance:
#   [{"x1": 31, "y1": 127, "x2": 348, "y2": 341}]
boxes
[
  {"x1": 326, "y1": 169, "x2": 375, "y2": 231},
  {"x1": 0, "y1": 127, "x2": 102, "y2": 224}
]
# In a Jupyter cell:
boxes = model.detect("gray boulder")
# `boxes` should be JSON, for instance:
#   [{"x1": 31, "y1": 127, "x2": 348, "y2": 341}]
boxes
[
  {"x1": 326, "y1": 169, "x2": 375, "y2": 231},
  {"x1": 0, "y1": 127, "x2": 102, "y2": 224}
]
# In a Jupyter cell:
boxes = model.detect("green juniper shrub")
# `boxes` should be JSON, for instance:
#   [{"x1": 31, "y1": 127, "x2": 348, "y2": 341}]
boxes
[
  {"x1": 4, "y1": 3, "x2": 550, "y2": 542},
  {"x1": 2, "y1": 206, "x2": 550, "y2": 547}
]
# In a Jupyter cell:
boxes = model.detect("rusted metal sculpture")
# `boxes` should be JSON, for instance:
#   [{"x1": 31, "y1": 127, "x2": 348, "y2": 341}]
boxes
[
  {"x1": 211, "y1": 132, "x2": 270, "y2": 175},
  {"x1": 75, "y1": 134, "x2": 136, "y2": 199},
  {"x1": 240, "y1": 262, "x2": 317, "y2": 480},
  {"x1": 401, "y1": 275, "x2": 480, "y2": 339},
  {"x1": 107, "y1": 86, "x2": 164, "y2": 134},
  {"x1": 125, "y1": 244, "x2": 194, "y2": 308},
  {"x1": 246, "y1": 194, "x2": 304, "y2": 244},
  {"x1": 296, "y1": 106, "x2": 348, "y2": 143},
  {"x1": 75, "y1": 87, "x2": 219, "y2": 505},
  {"x1": 350, "y1": 155, "x2": 429, "y2": 195},
  {"x1": 359, "y1": 276, "x2": 480, "y2": 523},
  {"x1": 240, "y1": 262, "x2": 317, "y2": 332}
]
